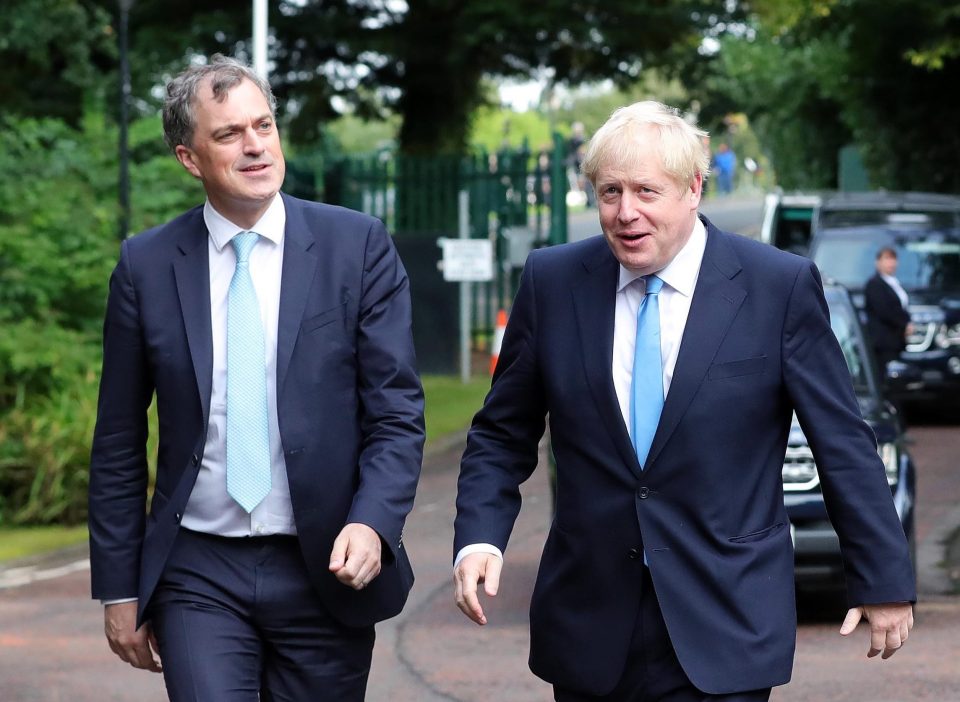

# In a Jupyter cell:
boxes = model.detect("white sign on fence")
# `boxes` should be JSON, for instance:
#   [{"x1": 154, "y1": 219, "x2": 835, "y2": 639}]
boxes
[{"x1": 440, "y1": 238, "x2": 494, "y2": 282}]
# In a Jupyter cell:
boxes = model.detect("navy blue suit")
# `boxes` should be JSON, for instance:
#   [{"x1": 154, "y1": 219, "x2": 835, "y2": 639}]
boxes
[
  {"x1": 89, "y1": 193, "x2": 424, "y2": 630},
  {"x1": 455, "y1": 217, "x2": 914, "y2": 696}
]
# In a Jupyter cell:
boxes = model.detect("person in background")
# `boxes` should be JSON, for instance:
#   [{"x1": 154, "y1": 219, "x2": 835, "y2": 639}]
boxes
[
  {"x1": 865, "y1": 246, "x2": 913, "y2": 369},
  {"x1": 711, "y1": 142, "x2": 736, "y2": 195},
  {"x1": 88, "y1": 54, "x2": 424, "y2": 701},
  {"x1": 453, "y1": 101, "x2": 914, "y2": 701}
]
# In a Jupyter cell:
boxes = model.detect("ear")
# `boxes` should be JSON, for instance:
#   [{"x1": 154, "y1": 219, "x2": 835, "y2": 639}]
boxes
[
  {"x1": 687, "y1": 172, "x2": 703, "y2": 208},
  {"x1": 175, "y1": 144, "x2": 203, "y2": 180}
]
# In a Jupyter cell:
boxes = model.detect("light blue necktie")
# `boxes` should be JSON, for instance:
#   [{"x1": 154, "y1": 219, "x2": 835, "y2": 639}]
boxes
[
  {"x1": 630, "y1": 275, "x2": 664, "y2": 469},
  {"x1": 226, "y1": 231, "x2": 272, "y2": 512}
]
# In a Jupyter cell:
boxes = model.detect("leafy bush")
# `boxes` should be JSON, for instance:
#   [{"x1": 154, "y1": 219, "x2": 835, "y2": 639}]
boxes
[{"x1": 0, "y1": 113, "x2": 179, "y2": 525}]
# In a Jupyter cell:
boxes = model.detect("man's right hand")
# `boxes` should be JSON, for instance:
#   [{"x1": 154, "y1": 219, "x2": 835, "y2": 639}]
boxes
[
  {"x1": 104, "y1": 601, "x2": 162, "y2": 672},
  {"x1": 453, "y1": 552, "x2": 502, "y2": 626}
]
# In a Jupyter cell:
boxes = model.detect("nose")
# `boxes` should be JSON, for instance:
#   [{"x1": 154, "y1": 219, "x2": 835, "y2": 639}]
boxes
[
  {"x1": 617, "y1": 190, "x2": 641, "y2": 225},
  {"x1": 242, "y1": 127, "x2": 265, "y2": 155}
]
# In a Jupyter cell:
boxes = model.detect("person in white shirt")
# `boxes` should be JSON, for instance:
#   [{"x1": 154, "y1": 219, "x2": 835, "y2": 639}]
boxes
[
  {"x1": 453, "y1": 101, "x2": 914, "y2": 701},
  {"x1": 865, "y1": 246, "x2": 913, "y2": 368},
  {"x1": 89, "y1": 54, "x2": 424, "y2": 701}
]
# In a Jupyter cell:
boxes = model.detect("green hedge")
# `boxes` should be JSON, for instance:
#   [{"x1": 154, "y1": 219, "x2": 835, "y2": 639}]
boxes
[{"x1": 0, "y1": 112, "x2": 191, "y2": 525}]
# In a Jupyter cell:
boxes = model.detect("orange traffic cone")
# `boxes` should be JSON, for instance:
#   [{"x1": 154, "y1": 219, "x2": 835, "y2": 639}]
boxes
[{"x1": 490, "y1": 308, "x2": 508, "y2": 375}]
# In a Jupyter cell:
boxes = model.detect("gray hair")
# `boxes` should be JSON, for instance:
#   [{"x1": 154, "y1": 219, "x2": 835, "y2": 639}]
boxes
[
  {"x1": 581, "y1": 101, "x2": 710, "y2": 189},
  {"x1": 162, "y1": 54, "x2": 278, "y2": 152}
]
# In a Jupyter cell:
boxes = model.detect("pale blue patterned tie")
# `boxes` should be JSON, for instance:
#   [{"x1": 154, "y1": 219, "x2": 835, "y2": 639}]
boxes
[
  {"x1": 630, "y1": 275, "x2": 665, "y2": 469},
  {"x1": 226, "y1": 231, "x2": 271, "y2": 512}
]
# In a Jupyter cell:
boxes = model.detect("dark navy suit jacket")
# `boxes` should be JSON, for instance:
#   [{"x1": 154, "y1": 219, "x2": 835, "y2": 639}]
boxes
[
  {"x1": 455, "y1": 216, "x2": 915, "y2": 695},
  {"x1": 89, "y1": 193, "x2": 425, "y2": 628},
  {"x1": 865, "y1": 273, "x2": 910, "y2": 359}
]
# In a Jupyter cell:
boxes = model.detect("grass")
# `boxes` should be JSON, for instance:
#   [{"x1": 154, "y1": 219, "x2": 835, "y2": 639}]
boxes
[
  {"x1": 0, "y1": 525, "x2": 88, "y2": 562},
  {"x1": 0, "y1": 373, "x2": 491, "y2": 564},
  {"x1": 422, "y1": 373, "x2": 490, "y2": 444}
]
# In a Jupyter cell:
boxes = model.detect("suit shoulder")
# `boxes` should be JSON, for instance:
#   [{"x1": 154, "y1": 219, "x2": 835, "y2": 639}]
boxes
[
  {"x1": 718, "y1": 228, "x2": 812, "y2": 277},
  {"x1": 528, "y1": 235, "x2": 610, "y2": 274},
  {"x1": 283, "y1": 194, "x2": 385, "y2": 234},
  {"x1": 123, "y1": 205, "x2": 205, "y2": 255}
]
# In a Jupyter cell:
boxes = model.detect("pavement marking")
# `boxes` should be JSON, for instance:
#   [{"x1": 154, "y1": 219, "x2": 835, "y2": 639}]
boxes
[{"x1": 0, "y1": 559, "x2": 90, "y2": 590}]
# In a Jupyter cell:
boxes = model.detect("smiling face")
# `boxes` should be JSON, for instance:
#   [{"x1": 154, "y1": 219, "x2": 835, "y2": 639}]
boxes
[
  {"x1": 175, "y1": 77, "x2": 285, "y2": 228},
  {"x1": 595, "y1": 127, "x2": 702, "y2": 274}
]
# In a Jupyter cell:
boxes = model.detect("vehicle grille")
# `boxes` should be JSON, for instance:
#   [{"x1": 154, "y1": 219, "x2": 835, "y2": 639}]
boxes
[
  {"x1": 782, "y1": 444, "x2": 820, "y2": 491},
  {"x1": 906, "y1": 321, "x2": 937, "y2": 352}
]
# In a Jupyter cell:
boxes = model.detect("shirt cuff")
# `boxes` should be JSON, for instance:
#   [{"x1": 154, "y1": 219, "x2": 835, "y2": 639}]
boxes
[
  {"x1": 102, "y1": 597, "x2": 138, "y2": 606},
  {"x1": 454, "y1": 543, "x2": 503, "y2": 569}
]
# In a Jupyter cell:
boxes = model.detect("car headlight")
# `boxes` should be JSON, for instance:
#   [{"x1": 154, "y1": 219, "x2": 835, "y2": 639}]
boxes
[
  {"x1": 935, "y1": 323, "x2": 960, "y2": 348},
  {"x1": 879, "y1": 442, "x2": 898, "y2": 487}
]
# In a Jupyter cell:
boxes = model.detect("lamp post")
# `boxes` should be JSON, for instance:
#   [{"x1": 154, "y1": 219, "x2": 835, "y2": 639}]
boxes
[
  {"x1": 252, "y1": 0, "x2": 267, "y2": 78},
  {"x1": 118, "y1": 0, "x2": 134, "y2": 241}
]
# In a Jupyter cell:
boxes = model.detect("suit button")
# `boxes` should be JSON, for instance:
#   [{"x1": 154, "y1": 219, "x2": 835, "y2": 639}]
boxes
[
  {"x1": 638, "y1": 487, "x2": 650, "y2": 499},
  {"x1": 191, "y1": 454, "x2": 199, "y2": 466},
  {"x1": 174, "y1": 512, "x2": 182, "y2": 523},
  {"x1": 628, "y1": 548, "x2": 642, "y2": 560}
]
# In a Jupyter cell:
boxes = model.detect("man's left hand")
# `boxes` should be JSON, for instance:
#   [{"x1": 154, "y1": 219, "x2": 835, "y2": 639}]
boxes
[
  {"x1": 839, "y1": 602, "x2": 914, "y2": 659},
  {"x1": 329, "y1": 522, "x2": 382, "y2": 590}
]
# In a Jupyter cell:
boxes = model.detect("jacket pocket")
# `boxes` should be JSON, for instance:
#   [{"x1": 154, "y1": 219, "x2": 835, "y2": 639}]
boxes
[
  {"x1": 708, "y1": 356, "x2": 766, "y2": 380},
  {"x1": 728, "y1": 522, "x2": 786, "y2": 544},
  {"x1": 301, "y1": 303, "x2": 346, "y2": 333}
]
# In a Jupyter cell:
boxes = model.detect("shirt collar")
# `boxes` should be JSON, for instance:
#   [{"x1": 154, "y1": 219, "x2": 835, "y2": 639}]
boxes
[
  {"x1": 880, "y1": 272, "x2": 902, "y2": 288},
  {"x1": 205, "y1": 194, "x2": 286, "y2": 252},
  {"x1": 617, "y1": 217, "x2": 707, "y2": 295}
]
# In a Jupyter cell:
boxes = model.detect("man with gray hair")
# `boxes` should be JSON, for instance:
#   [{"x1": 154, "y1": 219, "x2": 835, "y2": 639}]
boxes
[
  {"x1": 89, "y1": 54, "x2": 424, "y2": 700},
  {"x1": 453, "y1": 101, "x2": 914, "y2": 700}
]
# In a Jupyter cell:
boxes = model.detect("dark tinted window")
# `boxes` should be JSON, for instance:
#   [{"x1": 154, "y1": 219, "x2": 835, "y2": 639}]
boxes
[
  {"x1": 812, "y1": 228, "x2": 960, "y2": 291},
  {"x1": 819, "y1": 209, "x2": 958, "y2": 230}
]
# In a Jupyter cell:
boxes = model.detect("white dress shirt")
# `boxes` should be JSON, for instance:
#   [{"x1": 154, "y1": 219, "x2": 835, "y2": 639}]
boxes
[
  {"x1": 181, "y1": 195, "x2": 297, "y2": 537},
  {"x1": 455, "y1": 217, "x2": 707, "y2": 568}
]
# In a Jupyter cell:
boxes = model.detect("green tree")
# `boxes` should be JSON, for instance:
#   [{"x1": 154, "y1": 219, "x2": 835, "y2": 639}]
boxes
[
  {"x1": 83, "y1": 0, "x2": 740, "y2": 155},
  {"x1": 0, "y1": 0, "x2": 114, "y2": 125},
  {"x1": 697, "y1": 0, "x2": 960, "y2": 192}
]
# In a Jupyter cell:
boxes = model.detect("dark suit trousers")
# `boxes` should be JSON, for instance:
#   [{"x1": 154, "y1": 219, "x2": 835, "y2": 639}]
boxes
[
  {"x1": 553, "y1": 568, "x2": 771, "y2": 702},
  {"x1": 149, "y1": 528, "x2": 375, "y2": 702}
]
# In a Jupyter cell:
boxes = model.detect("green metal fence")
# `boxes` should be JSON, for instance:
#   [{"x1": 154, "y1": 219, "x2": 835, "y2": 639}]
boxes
[{"x1": 321, "y1": 134, "x2": 567, "y2": 362}]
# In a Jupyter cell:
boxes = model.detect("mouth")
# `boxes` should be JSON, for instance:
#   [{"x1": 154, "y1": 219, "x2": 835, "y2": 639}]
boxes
[
  {"x1": 239, "y1": 163, "x2": 270, "y2": 174},
  {"x1": 618, "y1": 231, "x2": 649, "y2": 243}
]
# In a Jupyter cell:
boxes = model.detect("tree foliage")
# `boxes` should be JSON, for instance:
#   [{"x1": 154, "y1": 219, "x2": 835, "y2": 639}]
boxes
[
  {"x1": 698, "y1": 0, "x2": 960, "y2": 191},
  {"x1": 74, "y1": 0, "x2": 739, "y2": 155}
]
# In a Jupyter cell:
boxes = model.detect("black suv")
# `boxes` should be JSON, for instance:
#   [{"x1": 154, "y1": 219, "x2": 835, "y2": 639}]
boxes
[
  {"x1": 784, "y1": 283, "x2": 916, "y2": 596},
  {"x1": 806, "y1": 191, "x2": 960, "y2": 407}
]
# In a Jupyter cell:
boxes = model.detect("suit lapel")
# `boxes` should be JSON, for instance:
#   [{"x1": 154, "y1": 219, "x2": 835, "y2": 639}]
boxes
[
  {"x1": 276, "y1": 195, "x2": 318, "y2": 391},
  {"x1": 572, "y1": 241, "x2": 643, "y2": 475},
  {"x1": 172, "y1": 212, "x2": 213, "y2": 425},
  {"x1": 645, "y1": 220, "x2": 746, "y2": 468}
]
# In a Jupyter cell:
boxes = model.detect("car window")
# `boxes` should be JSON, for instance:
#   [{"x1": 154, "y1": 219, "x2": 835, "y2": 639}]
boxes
[
  {"x1": 812, "y1": 227, "x2": 960, "y2": 291},
  {"x1": 774, "y1": 207, "x2": 815, "y2": 251},
  {"x1": 826, "y1": 292, "x2": 871, "y2": 393},
  {"x1": 819, "y1": 209, "x2": 957, "y2": 230}
]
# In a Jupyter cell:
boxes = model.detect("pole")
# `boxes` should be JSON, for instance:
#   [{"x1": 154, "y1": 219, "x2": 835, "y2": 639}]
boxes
[
  {"x1": 252, "y1": 0, "x2": 268, "y2": 78},
  {"x1": 118, "y1": 0, "x2": 132, "y2": 241},
  {"x1": 458, "y1": 190, "x2": 472, "y2": 383}
]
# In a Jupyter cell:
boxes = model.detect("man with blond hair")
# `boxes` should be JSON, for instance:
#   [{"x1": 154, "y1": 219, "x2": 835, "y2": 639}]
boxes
[{"x1": 453, "y1": 101, "x2": 914, "y2": 701}]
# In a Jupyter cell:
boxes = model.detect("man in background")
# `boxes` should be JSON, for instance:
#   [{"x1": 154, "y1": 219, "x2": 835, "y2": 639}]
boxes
[{"x1": 865, "y1": 246, "x2": 913, "y2": 368}]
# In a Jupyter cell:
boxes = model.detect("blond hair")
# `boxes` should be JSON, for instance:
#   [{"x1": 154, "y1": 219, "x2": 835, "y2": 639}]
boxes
[{"x1": 581, "y1": 101, "x2": 710, "y2": 188}]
